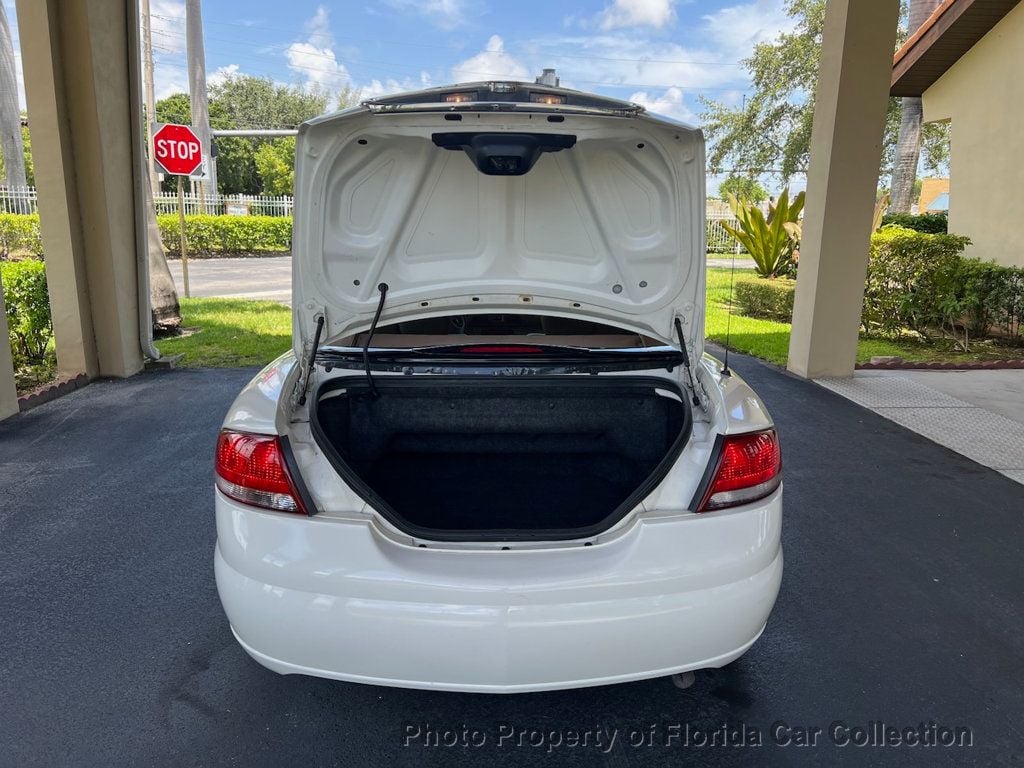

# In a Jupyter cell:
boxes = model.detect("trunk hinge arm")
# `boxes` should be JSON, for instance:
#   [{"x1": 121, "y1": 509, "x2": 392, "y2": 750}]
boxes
[
  {"x1": 294, "y1": 310, "x2": 326, "y2": 407},
  {"x1": 674, "y1": 316, "x2": 706, "y2": 409}
]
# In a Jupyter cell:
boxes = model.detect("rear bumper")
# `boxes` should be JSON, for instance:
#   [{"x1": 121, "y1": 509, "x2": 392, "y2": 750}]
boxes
[{"x1": 214, "y1": 489, "x2": 783, "y2": 693}]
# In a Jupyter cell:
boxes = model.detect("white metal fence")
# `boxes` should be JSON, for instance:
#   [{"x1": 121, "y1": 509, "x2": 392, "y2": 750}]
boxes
[
  {"x1": 707, "y1": 209, "x2": 747, "y2": 254},
  {"x1": 151, "y1": 192, "x2": 294, "y2": 217},
  {"x1": 1, "y1": 185, "x2": 750, "y2": 252},
  {"x1": 0, "y1": 186, "x2": 38, "y2": 215}
]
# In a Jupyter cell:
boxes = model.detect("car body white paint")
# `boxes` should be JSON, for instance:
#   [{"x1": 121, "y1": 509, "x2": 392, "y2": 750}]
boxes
[{"x1": 215, "y1": 83, "x2": 782, "y2": 692}]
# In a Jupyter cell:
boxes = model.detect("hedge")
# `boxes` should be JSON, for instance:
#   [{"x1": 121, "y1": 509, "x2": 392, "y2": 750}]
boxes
[
  {"x1": 157, "y1": 214, "x2": 292, "y2": 256},
  {"x1": 957, "y1": 258, "x2": 1024, "y2": 339},
  {"x1": 0, "y1": 213, "x2": 44, "y2": 258},
  {"x1": 735, "y1": 276, "x2": 796, "y2": 321},
  {"x1": 879, "y1": 212, "x2": 948, "y2": 234},
  {"x1": 1, "y1": 258, "x2": 52, "y2": 364},
  {"x1": 862, "y1": 225, "x2": 971, "y2": 338}
]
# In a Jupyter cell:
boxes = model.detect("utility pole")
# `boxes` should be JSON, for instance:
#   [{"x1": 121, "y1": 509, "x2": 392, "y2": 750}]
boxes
[
  {"x1": 141, "y1": 0, "x2": 159, "y2": 196},
  {"x1": 185, "y1": 0, "x2": 217, "y2": 203},
  {"x1": 0, "y1": 3, "x2": 26, "y2": 189}
]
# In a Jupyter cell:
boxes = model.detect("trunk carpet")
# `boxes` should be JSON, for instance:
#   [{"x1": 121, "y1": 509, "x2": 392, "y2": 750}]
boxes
[{"x1": 365, "y1": 451, "x2": 641, "y2": 531}]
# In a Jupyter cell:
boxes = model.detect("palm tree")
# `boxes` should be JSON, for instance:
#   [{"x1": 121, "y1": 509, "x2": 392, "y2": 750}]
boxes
[
  {"x1": 0, "y1": 3, "x2": 26, "y2": 188},
  {"x1": 889, "y1": 0, "x2": 942, "y2": 213}
]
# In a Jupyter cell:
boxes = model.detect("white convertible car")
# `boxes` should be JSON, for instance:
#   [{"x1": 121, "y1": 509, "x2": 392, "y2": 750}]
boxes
[{"x1": 214, "y1": 81, "x2": 783, "y2": 693}]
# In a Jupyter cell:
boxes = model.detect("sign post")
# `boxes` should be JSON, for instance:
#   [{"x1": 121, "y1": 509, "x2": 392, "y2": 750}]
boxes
[
  {"x1": 176, "y1": 176, "x2": 190, "y2": 298},
  {"x1": 152, "y1": 123, "x2": 204, "y2": 299}
]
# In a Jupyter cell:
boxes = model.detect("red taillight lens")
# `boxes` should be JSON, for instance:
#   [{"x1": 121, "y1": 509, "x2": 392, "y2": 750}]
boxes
[
  {"x1": 697, "y1": 430, "x2": 781, "y2": 512},
  {"x1": 215, "y1": 431, "x2": 306, "y2": 514}
]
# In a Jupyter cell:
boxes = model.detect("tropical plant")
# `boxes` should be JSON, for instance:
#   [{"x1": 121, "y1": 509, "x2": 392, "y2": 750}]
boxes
[
  {"x1": 872, "y1": 193, "x2": 890, "y2": 233},
  {"x1": 722, "y1": 189, "x2": 806, "y2": 278}
]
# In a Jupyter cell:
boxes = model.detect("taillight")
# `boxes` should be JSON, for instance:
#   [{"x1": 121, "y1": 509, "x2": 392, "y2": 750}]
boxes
[
  {"x1": 214, "y1": 431, "x2": 306, "y2": 514},
  {"x1": 696, "y1": 430, "x2": 781, "y2": 512}
]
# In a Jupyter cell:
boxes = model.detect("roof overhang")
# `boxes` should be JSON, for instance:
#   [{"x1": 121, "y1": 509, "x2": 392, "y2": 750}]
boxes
[{"x1": 891, "y1": 0, "x2": 1021, "y2": 97}]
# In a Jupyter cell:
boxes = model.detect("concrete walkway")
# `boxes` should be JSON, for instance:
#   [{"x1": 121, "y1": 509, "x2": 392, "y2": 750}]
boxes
[{"x1": 818, "y1": 369, "x2": 1024, "y2": 484}]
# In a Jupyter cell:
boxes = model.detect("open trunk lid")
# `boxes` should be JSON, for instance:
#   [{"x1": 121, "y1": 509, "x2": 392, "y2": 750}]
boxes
[{"x1": 292, "y1": 81, "x2": 707, "y2": 358}]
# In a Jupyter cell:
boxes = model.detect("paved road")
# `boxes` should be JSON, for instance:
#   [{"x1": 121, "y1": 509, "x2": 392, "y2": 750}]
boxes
[
  {"x1": 1, "y1": 353, "x2": 1022, "y2": 766},
  {"x1": 167, "y1": 256, "x2": 292, "y2": 304},
  {"x1": 166, "y1": 256, "x2": 758, "y2": 305}
]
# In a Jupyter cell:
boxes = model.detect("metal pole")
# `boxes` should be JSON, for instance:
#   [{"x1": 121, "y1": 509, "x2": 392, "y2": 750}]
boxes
[
  {"x1": 141, "y1": 0, "x2": 159, "y2": 197},
  {"x1": 186, "y1": 0, "x2": 217, "y2": 194},
  {"x1": 177, "y1": 175, "x2": 190, "y2": 298}
]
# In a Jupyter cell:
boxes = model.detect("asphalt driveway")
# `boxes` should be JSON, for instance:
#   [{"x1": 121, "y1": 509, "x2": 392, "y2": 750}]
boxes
[{"x1": 0, "y1": 353, "x2": 1021, "y2": 766}]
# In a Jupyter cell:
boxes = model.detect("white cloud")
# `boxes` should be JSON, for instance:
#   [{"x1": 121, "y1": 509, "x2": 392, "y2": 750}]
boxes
[
  {"x1": 153, "y1": 60, "x2": 187, "y2": 100},
  {"x1": 286, "y1": 6, "x2": 351, "y2": 92},
  {"x1": 519, "y1": 0, "x2": 795, "y2": 96},
  {"x1": 384, "y1": 0, "x2": 468, "y2": 30},
  {"x1": 599, "y1": 0, "x2": 676, "y2": 30},
  {"x1": 702, "y1": 0, "x2": 790, "y2": 55},
  {"x1": 358, "y1": 72, "x2": 434, "y2": 100},
  {"x1": 627, "y1": 86, "x2": 695, "y2": 123},
  {"x1": 150, "y1": 0, "x2": 186, "y2": 54},
  {"x1": 451, "y1": 35, "x2": 529, "y2": 82},
  {"x1": 208, "y1": 64, "x2": 239, "y2": 87}
]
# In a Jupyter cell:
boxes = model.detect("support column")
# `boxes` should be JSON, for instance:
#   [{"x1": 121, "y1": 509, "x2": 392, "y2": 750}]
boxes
[
  {"x1": 16, "y1": 0, "x2": 144, "y2": 379},
  {"x1": 787, "y1": 0, "x2": 900, "y2": 379}
]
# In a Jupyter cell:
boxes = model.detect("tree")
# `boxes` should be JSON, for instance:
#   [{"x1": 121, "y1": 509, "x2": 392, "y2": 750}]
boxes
[
  {"x1": 719, "y1": 175, "x2": 767, "y2": 204},
  {"x1": 889, "y1": 0, "x2": 942, "y2": 213},
  {"x1": 155, "y1": 76, "x2": 360, "y2": 194},
  {"x1": 0, "y1": 123, "x2": 33, "y2": 187},
  {"x1": 701, "y1": 0, "x2": 949, "y2": 186},
  {"x1": 0, "y1": 3, "x2": 26, "y2": 188},
  {"x1": 254, "y1": 138, "x2": 295, "y2": 195},
  {"x1": 701, "y1": 0, "x2": 824, "y2": 180}
]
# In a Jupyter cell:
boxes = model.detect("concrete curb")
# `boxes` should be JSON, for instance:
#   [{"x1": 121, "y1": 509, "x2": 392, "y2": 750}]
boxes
[
  {"x1": 18, "y1": 373, "x2": 91, "y2": 412},
  {"x1": 856, "y1": 359, "x2": 1024, "y2": 371}
]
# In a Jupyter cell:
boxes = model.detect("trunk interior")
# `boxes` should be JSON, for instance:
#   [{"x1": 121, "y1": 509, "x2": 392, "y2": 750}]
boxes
[{"x1": 312, "y1": 377, "x2": 691, "y2": 540}]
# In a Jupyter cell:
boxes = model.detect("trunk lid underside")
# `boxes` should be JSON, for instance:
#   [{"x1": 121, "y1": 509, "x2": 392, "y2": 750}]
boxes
[{"x1": 292, "y1": 105, "x2": 706, "y2": 352}]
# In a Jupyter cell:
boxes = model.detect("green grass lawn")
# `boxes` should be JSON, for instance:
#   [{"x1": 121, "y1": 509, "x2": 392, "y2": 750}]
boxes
[
  {"x1": 158, "y1": 282, "x2": 1023, "y2": 370},
  {"x1": 156, "y1": 298, "x2": 292, "y2": 367}
]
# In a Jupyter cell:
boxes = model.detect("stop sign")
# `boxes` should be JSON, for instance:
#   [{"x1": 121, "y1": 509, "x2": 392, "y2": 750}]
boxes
[{"x1": 152, "y1": 123, "x2": 203, "y2": 176}]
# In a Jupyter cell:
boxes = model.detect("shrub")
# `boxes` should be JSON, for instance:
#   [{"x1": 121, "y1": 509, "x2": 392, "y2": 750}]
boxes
[
  {"x1": 722, "y1": 189, "x2": 805, "y2": 278},
  {"x1": 157, "y1": 214, "x2": 292, "y2": 256},
  {"x1": 879, "y1": 212, "x2": 948, "y2": 234},
  {"x1": 957, "y1": 259, "x2": 1024, "y2": 339},
  {"x1": 735, "y1": 277, "x2": 796, "y2": 321},
  {"x1": 862, "y1": 226, "x2": 970, "y2": 338},
  {"x1": 0, "y1": 213, "x2": 44, "y2": 258},
  {"x1": 1, "y1": 258, "x2": 52, "y2": 363}
]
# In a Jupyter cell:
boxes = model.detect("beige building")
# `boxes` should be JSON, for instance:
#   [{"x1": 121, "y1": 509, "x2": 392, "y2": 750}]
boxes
[
  {"x1": 918, "y1": 177, "x2": 950, "y2": 212},
  {"x1": 892, "y1": 0, "x2": 1024, "y2": 267}
]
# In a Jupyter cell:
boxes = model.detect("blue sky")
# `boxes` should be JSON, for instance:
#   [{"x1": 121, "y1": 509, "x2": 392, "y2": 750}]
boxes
[
  {"x1": 6, "y1": 0, "x2": 795, "y2": 121},
  {"x1": 4, "y1": 0, "x2": 803, "y2": 190}
]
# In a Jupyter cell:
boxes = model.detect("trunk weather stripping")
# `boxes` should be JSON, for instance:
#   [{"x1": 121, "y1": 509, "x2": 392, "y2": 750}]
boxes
[{"x1": 315, "y1": 344, "x2": 683, "y2": 374}]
